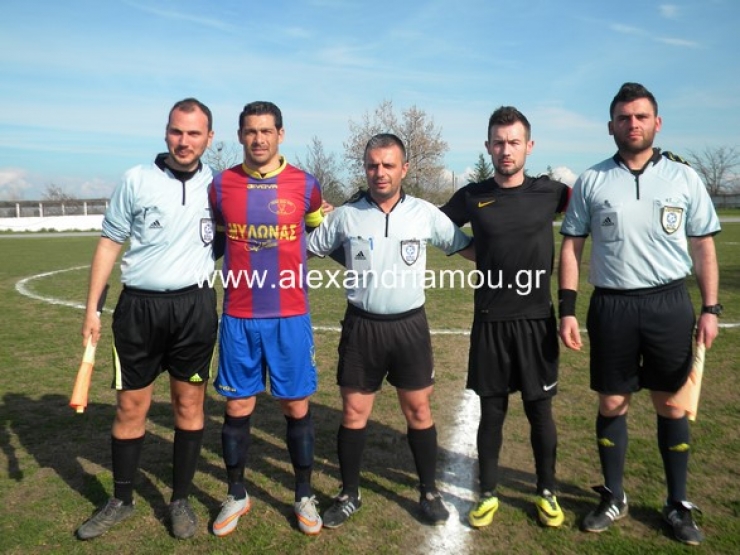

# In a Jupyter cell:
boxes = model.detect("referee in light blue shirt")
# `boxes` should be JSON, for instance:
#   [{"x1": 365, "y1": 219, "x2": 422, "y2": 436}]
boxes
[
  {"x1": 77, "y1": 99, "x2": 218, "y2": 541},
  {"x1": 558, "y1": 82, "x2": 720, "y2": 546},
  {"x1": 307, "y1": 133, "x2": 473, "y2": 529}
]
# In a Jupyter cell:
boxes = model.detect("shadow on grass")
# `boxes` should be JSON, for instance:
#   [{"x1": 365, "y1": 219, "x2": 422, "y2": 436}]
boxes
[
  {"x1": 0, "y1": 392, "x2": 223, "y2": 535},
  {"x1": 2, "y1": 390, "x2": 600, "y2": 534}
]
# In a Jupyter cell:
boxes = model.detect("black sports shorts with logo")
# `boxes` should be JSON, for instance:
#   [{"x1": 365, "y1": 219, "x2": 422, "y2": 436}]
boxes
[
  {"x1": 467, "y1": 316, "x2": 559, "y2": 400},
  {"x1": 337, "y1": 303, "x2": 434, "y2": 392},
  {"x1": 586, "y1": 279, "x2": 695, "y2": 394},
  {"x1": 111, "y1": 284, "x2": 218, "y2": 390}
]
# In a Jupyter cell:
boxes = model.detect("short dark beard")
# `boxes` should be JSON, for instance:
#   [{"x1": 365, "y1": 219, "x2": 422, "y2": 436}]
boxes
[
  {"x1": 614, "y1": 136, "x2": 654, "y2": 155},
  {"x1": 493, "y1": 161, "x2": 523, "y2": 177}
]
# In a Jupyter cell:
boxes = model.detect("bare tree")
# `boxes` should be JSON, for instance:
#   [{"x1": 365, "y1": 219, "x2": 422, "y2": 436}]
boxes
[
  {"x1": 204, "y1": 141, "x2": 242, "y2": 172},
  {"x1": 344, "y1": 100, "x2": 397, "y2": 191},
  {"x1": 42, "y1": 184, "x2": 76, "y2": 201},
  {"x1": 686, "y1": 145, "x2": 740, "y2": 195},
  {"x1": 343, "y1": 100, "x2": 449, "y2": 200},
  {"x1": 294, "y1": 136, "x2": 347, "y2": 205}
]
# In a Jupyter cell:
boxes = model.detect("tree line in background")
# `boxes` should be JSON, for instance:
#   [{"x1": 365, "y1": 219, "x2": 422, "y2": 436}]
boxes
[
  {"x1": 686, "y1": 146, "x2": 740, "y2": 196},
  {"x1": 287, "y1": 101, "x2": 740, "y2": 205},
  {"x1": 22, "y1": 103, "x2": 740, "y2": 205}
]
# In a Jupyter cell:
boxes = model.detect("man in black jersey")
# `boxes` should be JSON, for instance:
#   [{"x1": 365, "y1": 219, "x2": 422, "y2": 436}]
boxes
[{"x1": 440, "y1": 106, "x2": 569, "y2": 529}]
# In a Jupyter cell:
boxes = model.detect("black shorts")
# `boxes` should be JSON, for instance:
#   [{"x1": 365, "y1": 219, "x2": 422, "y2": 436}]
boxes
[
  {"x1": 111, "y1": 285, "x2": 218, "y2": 390},
  {"x1": 337, "y1": 304, "x2": 434, "y2": 392},
  {"x1": 586, "y1": 280, "x2": 695, "y2": 394},
  {"x1": 467, "y1": 317, "x2": 559, "y2": 400}
]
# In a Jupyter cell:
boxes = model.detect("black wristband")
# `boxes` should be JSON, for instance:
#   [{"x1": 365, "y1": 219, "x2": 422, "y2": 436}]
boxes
[{"x1": 558, "y1": 289, "x2": 577, "y2": 318}]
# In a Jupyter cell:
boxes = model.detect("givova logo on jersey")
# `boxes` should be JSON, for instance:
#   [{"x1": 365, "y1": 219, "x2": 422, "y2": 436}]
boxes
[{"x1": 661, "y1": 206, "x2": 683, "y2": 234}]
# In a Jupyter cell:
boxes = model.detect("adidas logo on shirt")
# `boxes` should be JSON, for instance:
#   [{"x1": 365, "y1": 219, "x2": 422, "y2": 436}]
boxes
[
  {"x1": 149, "y1": 220, "x2": 162, "y2": 229},
  {"x1": 601, "y1": 217, "x2": 614, "y2": 227},
  {"x1": 355, "y1": 251, "x2": 366, "y2": 260}
]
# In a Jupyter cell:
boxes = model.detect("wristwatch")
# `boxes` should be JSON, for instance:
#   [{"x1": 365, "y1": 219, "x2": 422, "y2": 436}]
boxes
[{"x1": 701, "y1": 304, "x2": 723, "y2": 316}]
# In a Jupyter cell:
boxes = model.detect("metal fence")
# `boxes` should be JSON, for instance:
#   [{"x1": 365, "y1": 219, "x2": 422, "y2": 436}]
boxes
[
  {"x1": 712, "y1": 194, "x2": 740, "y2": 209},
  {"x1": 1, "y1": 194, "x2": 737, "y2": 218},
  {"x1": 0, "y1": 199, "x2": 109, "y2": 218}
]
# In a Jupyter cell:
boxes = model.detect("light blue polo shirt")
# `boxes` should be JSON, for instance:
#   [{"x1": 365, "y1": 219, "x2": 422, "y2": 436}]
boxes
[
  {"x1": 560, "y1": 150, "x2": 720, "y2": 290},
  {"x1": 102, "y1": 158, "x2": 215, "y2": 291},
  {"x1": 308, "y1": 192, "x2": 472, "y2": 314}
]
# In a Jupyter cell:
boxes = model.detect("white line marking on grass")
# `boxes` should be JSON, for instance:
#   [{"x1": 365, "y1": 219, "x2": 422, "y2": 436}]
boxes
[
  {"x1": 13, "y1": 269, "x2": 478, "y2": 335},
  {"x1": 424, "y1": 389, "x2": 480, "y2": 554},
  {"x1": 14, "y1": 265, "x2": 98, "y2": 311}
]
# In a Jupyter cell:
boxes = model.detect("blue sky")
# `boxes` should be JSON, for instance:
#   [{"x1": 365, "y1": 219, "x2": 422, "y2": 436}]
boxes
[{"x1": 1, "y1": 0, "x2": 739, "y2": 199}]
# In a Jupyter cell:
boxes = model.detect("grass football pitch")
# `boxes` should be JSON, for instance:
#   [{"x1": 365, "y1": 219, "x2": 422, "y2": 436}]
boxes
[{"x1": 0, "y1": 226, "x2": 738, "y2": 554}]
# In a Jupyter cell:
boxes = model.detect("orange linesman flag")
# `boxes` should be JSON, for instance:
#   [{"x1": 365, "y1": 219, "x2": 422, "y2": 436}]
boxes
[
  {"x1": 70, "y1": 284, "x2": 109, "y2": 414},
  {"x1": 667, "y1": 343, "x2": 706, "y2": 421},
  {"x1": 70, "y1": 336, "x2": 96, "y2": 413}
]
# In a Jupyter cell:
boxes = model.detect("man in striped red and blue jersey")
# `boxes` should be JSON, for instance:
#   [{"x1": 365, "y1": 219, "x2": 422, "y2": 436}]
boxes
[{"x1": 208, "y1": 101, "x2": 325, "y2": 537}]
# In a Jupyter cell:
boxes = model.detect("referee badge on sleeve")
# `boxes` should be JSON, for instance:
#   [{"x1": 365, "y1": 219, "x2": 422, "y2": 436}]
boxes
[
  {"x1": 400, "y1": 240, "x2": 420, "y2": 266},
  {"x1": 661, "y1": 206, "x2": 683, "y2": 235},
  {"x1": 200, "y1": 218, "x2": 215, "y2": 244}
]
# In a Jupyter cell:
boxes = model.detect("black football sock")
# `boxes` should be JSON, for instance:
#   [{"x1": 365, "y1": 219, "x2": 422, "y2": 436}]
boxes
[
  {"x1": 171, "y1": 427, "x2": 204, "y2": 502},
  {"x1": 286, "y1": 411, "x2": 315, "y2": 501},
  {"x1": 112, "y1": 435, "x2": 144, "y2": 505},
  {"x1": 221, "y1": 413, "x2": 251, "y2": 499},
  {"x1": 657, "y1": 414, "x2": 690, "y2": 504},
  {"x1": 337, "y1": 425, "x2": 367, "y2": 498},
  {"x1": 524, "y1": 397, "x2": 557, "y2": 494},
  {"x1": 477, "y1": 395, "x2": 508, "y2": 494},
  {"x1": 407, "y1": 424, "x2": 438, "y2": 495},
  {"x1": 596, "y1": 413, "x2": 628, "y2": 500}
]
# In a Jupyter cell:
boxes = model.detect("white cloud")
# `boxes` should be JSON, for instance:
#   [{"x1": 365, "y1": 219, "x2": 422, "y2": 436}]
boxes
[
  {"x1": 78, "y1": 178, "x2": 116, "y2": 199},
  {"x1": 533, "y1": 105, "x2": 603, "y2": 133},
  {"x1": 122, "y1": 1, "x2": 235, "y2": 32},
  {"x1": 610, "y1": 23, "x2": 646, "y2": 36},
  {"x1": 549, "y1": 166, "x2": 578, "y2": 186},
  {"x1": 0, "y1": 168, "x2": 116, "y2": 201},
  {"x1": 308, "y1": 0, "x2": 354, "y2": 8},
  {"x1": 660, "y1": 4, "x2": 679, "y2": 19},
  {"x1": 285, "y1": 26, "x2": 313, "y2": 39},
  {"x1": 0, "y1": 168, "x2": 33, "y2": 200},
  {"x1": 0, "y1": 168, "x2": 26, "y2": 186},
  {"x1": 609, "y1": 21, "x2": 699, "y2": 49},
  {"x1": 315, "y1": 44, "x2": 378, "y2": 68},
  {"x1": 440, "y1": 167, "x2": 473, "y2": 189},
  {"x1": 657, "y1": 37, "x2": 700, "y2": 48},
  {"x1": 457, "y1": 167, "x2": 475, "y2": 185}
]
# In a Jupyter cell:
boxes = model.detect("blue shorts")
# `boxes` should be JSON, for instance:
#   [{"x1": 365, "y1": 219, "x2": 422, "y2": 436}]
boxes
[{"x1": 214, "y1": 314, "x2": 318, "y2": 400}]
